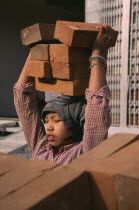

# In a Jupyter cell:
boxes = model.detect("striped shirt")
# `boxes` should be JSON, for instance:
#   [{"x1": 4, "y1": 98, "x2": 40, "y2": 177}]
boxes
[{"x1": 13, "y1": 82, "x2": 111, "y2": 165}]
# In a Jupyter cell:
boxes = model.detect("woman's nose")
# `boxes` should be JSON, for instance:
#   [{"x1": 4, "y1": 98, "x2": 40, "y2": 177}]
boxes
[{"x1": 45, "y1": 123, "x2": 54, "y2": 131}]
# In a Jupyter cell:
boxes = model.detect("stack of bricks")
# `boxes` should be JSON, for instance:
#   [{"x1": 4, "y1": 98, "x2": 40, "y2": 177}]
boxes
[
  {"x1": 0, "y1": 133, "x2": 139, "y2": 209},
  {"x1": 20, "y1": 20, "x2": 118, "y2": 96}
]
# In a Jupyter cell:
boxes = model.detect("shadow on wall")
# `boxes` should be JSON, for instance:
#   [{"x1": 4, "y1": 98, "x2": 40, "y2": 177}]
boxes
[{"x1": 0, "y1": 0, "x2": 84, "y2": 117}]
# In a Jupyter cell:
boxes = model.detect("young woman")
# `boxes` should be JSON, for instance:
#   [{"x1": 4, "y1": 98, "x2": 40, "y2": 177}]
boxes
[{"x1": 13, "y1": 25, "x2": 114, "y2": 165}]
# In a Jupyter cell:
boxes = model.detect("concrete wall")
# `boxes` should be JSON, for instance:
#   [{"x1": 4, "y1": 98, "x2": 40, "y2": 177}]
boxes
[
  {"x1": 85, "y1": 0, "x2": 100, "y2": 23},
  {"x1": 1, "y1": 0, "x2": 84, "y2": 117}
]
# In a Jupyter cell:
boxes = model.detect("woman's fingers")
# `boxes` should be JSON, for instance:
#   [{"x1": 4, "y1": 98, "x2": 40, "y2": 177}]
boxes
[
  {"x1": 102, "y1": 25, "x2": 114, "y2": 49},
  {"x1": 94, "y1": 24, "x2": 115, "y2": 50},
  {"x1": 104, "y1": 25, "x2": 112, "y2": 48},
  {"x1": 100, "y1": 25, "x2": 110, "y2": 49}
]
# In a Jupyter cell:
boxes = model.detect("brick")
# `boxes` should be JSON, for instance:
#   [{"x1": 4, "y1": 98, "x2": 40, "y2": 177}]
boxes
[
  {"x1": 0, "y1": 166, "x2": 91, "y2": 210},
  {"x1": 69, "y1": 134, "x2": 139, "y2": 210},
  {"x1": 29, "y1": 44, "x2": 90, "y2": 80},
  {"x1": 35, "y1": 77, "x2": 89, "y2": 96},
  {"x1": 69, "y1": 133, "x2": 139, "y2": 170},
  {"x1": 20, "y1": 23, "x2": 55, "y2": 46},
  {"x1": 54, "y1": 20, "x2": 118, "y2": 48},
  {"x1": 50, "y1": 44, "x2": 91, "y2": 63},
  {"x1": 88, "y1": 141, "x2": 139, "y2": 210},
  {"x1": 26, "y1": 60, "x2": 52, "y2": 78},
  {"x1": 30, "y1": 44, "x2": 50, "y2": 61},
  {"x1": 0, "y1": 159, "x2": 57, "y2": 199},
  {"x1": 1, "y1": 135, "x2": 139, "y2": 210},
  {"x1": 114, "y1": 162, "x2": 139, "y2": 210},
  {"x1": 51, "y1": 62, "x2": 90, "y2": 80},
  {"x1": 0, "y1": 152, "x2": 27, "y2": 176},
  {"x1": 70, "y1": 133, "x2": 139, "y2": 173}
]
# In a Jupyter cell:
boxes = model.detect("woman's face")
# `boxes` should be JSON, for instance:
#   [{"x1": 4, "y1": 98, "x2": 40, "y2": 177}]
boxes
[{"x1": 44, "y1": 113, "x2": 74, "y2": 147}]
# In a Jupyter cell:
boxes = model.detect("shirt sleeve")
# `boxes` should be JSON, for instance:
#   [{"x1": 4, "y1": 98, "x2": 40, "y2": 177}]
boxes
[
  {"x1": 13, "y1": 82, "x2": 47, "y2": 154},
  {"x1": 81, "y1": 85, "x2": 111, "y2": 153}
]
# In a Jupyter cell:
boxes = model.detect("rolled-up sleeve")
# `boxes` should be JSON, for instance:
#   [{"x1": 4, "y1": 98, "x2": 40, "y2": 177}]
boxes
[
  {"x1": 81, "y1": 85, "x2": 111, "y2": 153},
  {"x1": 13, "y1": 82, "x2": 47, "y2": 154}
]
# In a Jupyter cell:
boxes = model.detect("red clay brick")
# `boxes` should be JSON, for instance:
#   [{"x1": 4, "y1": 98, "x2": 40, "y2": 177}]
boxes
[
  {"x1": 51, "y1": 62, "x2": 90, "y2": 80},
  {"x1": 20, "y1": 23, "x2": 55, "y2": 46},
  {"x1": 50, "y1": 44, "x2": 91, "y2": 63},
  {"x1": 54, "y1": 20, "x2": 118, "y2": 48},
  {"x1": 1, "y1": 135, "x2": 139, "y2": 210},
  {"x1": 0, "y1": 159, "x2": 57, "y2": 199},
  {"x1": 88, "y1": 141, "x2": 139, "y2": 210},
  {"x1": 30, "y1": 44, "x2": 50, "y2": 61},
  {"x1": 69, "y1": 134, "x2": 139, "y2": 210},
  {"x1": 35, "y1": 77, "x2": 89, "y2": 96},
  {"x1": 26, "y1": 60, "x2": 52, "y2": 78},
  {"x1": 0, "y1": 166, "x2": 91, "y2": 210},
  {"x1": 70, "y1": 133, "x2": 139, "y2": 171},
  {"x1": 0, "y1": 152, "x2": 27, "y2": 176},
  {"x1": 114, "y1": 162, "x2": 139, "y2": 210}
]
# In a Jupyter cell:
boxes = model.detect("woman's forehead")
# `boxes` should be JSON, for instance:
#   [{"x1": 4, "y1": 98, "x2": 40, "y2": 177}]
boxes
[{"x1": 45, "y1": 112, "x2": 58, "y2": 118}]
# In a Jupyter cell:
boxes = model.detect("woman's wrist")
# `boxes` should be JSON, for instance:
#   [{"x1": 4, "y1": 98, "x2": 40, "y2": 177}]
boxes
[{"x1": 91, "y1": 48, "x2": 108, "y2": 60}]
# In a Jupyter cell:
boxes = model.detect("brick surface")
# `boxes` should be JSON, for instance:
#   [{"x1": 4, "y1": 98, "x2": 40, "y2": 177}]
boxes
[
  {"x1": 30, "y1": 44, "x2": 50, "y2": 61},
  {"x1": 85, "y1": 133, "x2": 139, "y2": 160},
  {"x1": 114, "y1": 161, "x2": 139, "y2": 210},
  {"x1": 0, "y1": 166, "x2": 91, "y2": 210},
  {"x1": 70, "y1": 133, "x2": 139, "y2": 171},
  {"x1": 51, "y1": 62, "x2": 90, "y2": 80},
  {"x1": 50, "y1": 44, "x2": 91, "y2": 63},
  {"x1": 20, "y1": 23, "x2": 55, "y2": 46},
  {"x1": 0, "y1": 152, "x2": 27, "y2": 176},
  {"x1": 54, "y1": 20, "x2": 118, "y2": 48},
  {"x1": 26, "y1": 60, "x2": 52, "y2": 78},
  {"x1": 0, "y1": 159, "x2": 57, "y2": 199},
  {"x1": 69, "y1": 134, "x2": 139, "y2": 210},
  {"x1": 35, "y1": 77, "x2": 89, "y2": 96},
  {"x1": 0, "y1": 134, "x2": 139, "y2": 209},
  {"x1": 88, "y1": 140, "x2": 139, "y2": 210}
]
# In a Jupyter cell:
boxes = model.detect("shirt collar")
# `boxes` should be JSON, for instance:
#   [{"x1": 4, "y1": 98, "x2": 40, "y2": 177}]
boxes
[{"x1": 45, "y1": 142, "x2": 79, "y2": 152}]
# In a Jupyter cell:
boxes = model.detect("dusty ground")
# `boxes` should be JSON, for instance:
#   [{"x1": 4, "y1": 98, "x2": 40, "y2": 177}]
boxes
[{"x1": 0, "y1": 118, "x2": 31, "y2": 159}]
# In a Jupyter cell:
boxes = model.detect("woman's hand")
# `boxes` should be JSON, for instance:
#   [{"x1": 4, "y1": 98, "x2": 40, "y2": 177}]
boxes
[{"x1": 92, "y1": 25, "x2": 116, "y2": 59}]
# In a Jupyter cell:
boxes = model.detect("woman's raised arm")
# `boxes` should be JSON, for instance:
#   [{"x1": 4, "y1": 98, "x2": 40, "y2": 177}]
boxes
[
  {"x1": 89, "y1": 25, "x2": 115, "y2": 92},
  {"x1": 17, "y1": 53, "x2": 35, "y2": 85}
]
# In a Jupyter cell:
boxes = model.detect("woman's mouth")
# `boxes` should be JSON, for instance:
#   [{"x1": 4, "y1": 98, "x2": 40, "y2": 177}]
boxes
[{"x1": 47, "y1": 135, "x2": 55, "y2": 141}]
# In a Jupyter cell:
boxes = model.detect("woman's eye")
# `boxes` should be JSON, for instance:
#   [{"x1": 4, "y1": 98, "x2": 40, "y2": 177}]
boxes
[{"x1": 54, "y1": 119, "x2": 61, "y2": 122}]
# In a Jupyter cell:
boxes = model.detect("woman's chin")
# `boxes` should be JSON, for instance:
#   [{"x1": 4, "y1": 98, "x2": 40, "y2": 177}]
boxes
[{"x1": 49, "y1": 141, "x2": 61, "y2": 147}]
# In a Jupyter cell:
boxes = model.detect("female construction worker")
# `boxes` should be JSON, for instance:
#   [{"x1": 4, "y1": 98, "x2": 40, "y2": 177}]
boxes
[{"x1": 13, "y1": 25, "x2": 114, "y2": 165}]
